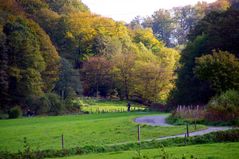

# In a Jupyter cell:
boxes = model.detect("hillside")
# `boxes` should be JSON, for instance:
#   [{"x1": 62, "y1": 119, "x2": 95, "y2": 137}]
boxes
[{"x1": 0, "y1": 0, "x2": 179, "y2": 113}]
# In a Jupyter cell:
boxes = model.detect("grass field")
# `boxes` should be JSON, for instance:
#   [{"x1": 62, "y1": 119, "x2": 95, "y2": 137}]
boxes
[
  {"x1": 0, "y1": 112, "x2": 206, "y2": 152},
  {"x1": 75, "y1": 98, "x2": 146, "y2": 113},
  {"x1": 53, "y1": 142, "x2": 239, "y2": 159}
]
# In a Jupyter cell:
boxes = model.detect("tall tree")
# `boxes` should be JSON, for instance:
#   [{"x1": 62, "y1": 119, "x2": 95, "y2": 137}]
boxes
[
  {"x1": 146, "y1": 9, "x2": 174, "y2": 47},
  {"x1": 4, "y1": 17, "x2": 46, "y2": 102},
  {"x1": 54, "y1": 58, "x2": 82, "y2": 99},
  {"x1": 0, "y1": 26, "x2": 9, "y2": 110},
  {"x1": 81, "y1": 56, "x2": 113, "y2": 97},
  {"x1": 45, "y1": 0, "x2": 89, "y2": 14},
  {"x1": 169, "y1": 8, "x2": 239, "y2": 107},
  {"x1": 112, "y1": 51, "x2": 136, "y2": 99}
]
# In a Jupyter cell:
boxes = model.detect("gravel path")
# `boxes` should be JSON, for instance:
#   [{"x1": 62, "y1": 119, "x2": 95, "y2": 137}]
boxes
[
  {"x1": 134, "y1": 115, "x2": 172, "y2": 126},
  {"x1": 107, "y1": 115, "x2": 232, "y2": 146},
  {"x1": 134, "y1": 115, "x2": 232, "y2": 139}
]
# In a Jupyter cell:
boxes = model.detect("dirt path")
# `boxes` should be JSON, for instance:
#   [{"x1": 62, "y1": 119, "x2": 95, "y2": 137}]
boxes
[{"x1": 134, "y1": 115, "x2": 232, "y2": 140}]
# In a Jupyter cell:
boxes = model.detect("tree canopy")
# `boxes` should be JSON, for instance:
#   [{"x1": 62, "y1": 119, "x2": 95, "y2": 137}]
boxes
[{"x1": 168, "y1": 6, "x2": 239, "y2": 107}]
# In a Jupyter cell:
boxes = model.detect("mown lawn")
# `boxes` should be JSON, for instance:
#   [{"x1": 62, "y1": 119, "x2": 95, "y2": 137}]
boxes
[
  {"x1": 0, "y1": 112, "x2": 206, "y2": 152},
  {"x1": 54, "y1": 142, "x2": 239, "y2": 159}
]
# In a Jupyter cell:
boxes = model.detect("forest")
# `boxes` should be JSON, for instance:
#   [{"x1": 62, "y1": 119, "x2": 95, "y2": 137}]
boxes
[{"x1": 0, "y1": 0, "x2": 239, "y2": 123}]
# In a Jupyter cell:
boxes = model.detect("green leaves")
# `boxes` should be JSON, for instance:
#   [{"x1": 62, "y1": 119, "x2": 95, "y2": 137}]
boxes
[
  {"x1": 0, "y1": 13, "x2": 60, "y2": 106},
  {"x1": 169, "y1": 8, "x2": 239, "y2": 106},
  {"x1": 194, "y1": 50, "x2": 239, "y2": 93}
]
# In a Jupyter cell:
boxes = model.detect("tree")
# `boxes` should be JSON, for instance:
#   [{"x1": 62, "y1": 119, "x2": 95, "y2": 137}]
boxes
[
  {"x1": 133, "y1": 60, "x2": 173, "y2": 103},
  {"x1": 131, "y1": 28, "x2": 163, "y2": 53},
  {"x1": 54, "y1": 58, "x2": 82, "y2": 99},
  {"x1": 194, "y1": 50, "x2": 239, "y2": 93},
  {"x1": 172, "y1": 4, "x2": 207, "y2": 45},
  {"x1": 17, "y1": 0, "x2": 48, "y2": 14},
  {"x1": 188, "y1": 9, "x2": 239, "y2": 56},
  {"x1": 0, "y1": 26, "x2": 9, "y2": 110},
  {"x1": 230, "y1": 0, "x2": 239, "y2": 9},
  {"x1": 92, "y1": 35, "x2": 122, "y2": 57},
  {"x1": 81, "y1": 56, "x2": 113, "y2": 97},
  {"x1": 209, "y1": 0, "x2": 230, "y2": 11},
  {"x1": 169, "y1": 8, "x2": 239, "y2": 106},
  {"x1": 128, "y1": 16, "x2": 143, "y2": 30},
  {"x1": 168, "y1": 35, "x2": 214, "y2": 106},
  {"x1": 150, "y1": 9, "x2": 174, "y2": 47},
  {"x1": 27, "y1": 19, "x2": 60, "y2": 92},
  {"x1": 34, "y1": 8, "x2": 60, "y2": 38},
  {"x1": 4, "y1": 17, "x2": 46, "y2": 102},
  {"x1": 0, "y1": 12, "x2": 60, "y2": 108},
  {"x1": 45, "y1": 0, "x2": 89, "y2": 14},
  {"x1": 112, "y1": 51, "x2": 136, "y2": 99}
]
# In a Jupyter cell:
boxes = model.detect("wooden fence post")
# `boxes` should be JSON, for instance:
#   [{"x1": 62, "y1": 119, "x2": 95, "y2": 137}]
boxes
[
  {"x1": 138, "y1": 125, "x2": 140, "y2": 143},
  {"x1": 137, "y1": 125, "x2": 141, "y2": 156},
  {"x1": 194, "y1": 120, "x2": 197, "y2": 130},
  {"x1": 186, "y1": 123, "x2": 189, "y2": 137},
  {"x1": 61, "y1": 134, "x2": 64, "y2": 149},
  {"x1": 184, "y1": 133, "x2": 187, "y2": 145}
]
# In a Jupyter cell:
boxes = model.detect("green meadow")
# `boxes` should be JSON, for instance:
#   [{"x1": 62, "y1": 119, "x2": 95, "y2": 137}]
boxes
[{"x1": 0, "y1": 112, "x2": 206, "y2": 152}]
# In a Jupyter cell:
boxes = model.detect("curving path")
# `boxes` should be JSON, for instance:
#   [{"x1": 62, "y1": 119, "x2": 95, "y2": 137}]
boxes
[
  {"x1": 134, "y1": 115, "x2": 232, "y2": 140},
  {"x1": 107, "y1": 115, "x2": 233, "y2": 146}
]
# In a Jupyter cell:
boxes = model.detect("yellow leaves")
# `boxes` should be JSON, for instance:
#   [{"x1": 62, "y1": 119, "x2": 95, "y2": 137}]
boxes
[
  {"x1": 65, "y1": 31, "x2": 74, "y2": 39},
  {"x1": 8, "y1": 67, "x2": 22, "y2": 80},
  {"x1": 132, "y1": 28, "x2": 163, "y2": 52},
  {"x1": 159, "y1": 47, "x2": 180, "y2": 70},
  {"x1": 38, "y1": 8, "x2": 60, "y2": 20},
  {"x1": 110, "y1": 40, "x2": 179, "y2": 103},
  {"x1": 65, "y1": 12, "x2": 132, "y2": 51}
]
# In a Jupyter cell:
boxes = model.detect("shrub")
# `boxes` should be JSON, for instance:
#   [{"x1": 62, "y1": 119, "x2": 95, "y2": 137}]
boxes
[
  {"x1": 46, "y1": 93, "x2": 64, "y2": 115},
  {"x1": 0, "y1": 113, "x2": 8, "y2": 119},
  {"x1": 0, "y1": 110, "x2": 8, "y2": 119},
  {"x1": 8, "y1": 106, "x2": 22, "y2": 119},
  {"x1": 64, "y1": 99, "x2": 81, "y2": 113},
  {"x1": 25, "y1": 95, "x2": 50, "y2": 115},
  {"x1": 37, "y1": 96, "x2": 51, "y2": 114},
  {"x1": 206, "y1": 90, "x2": 239, "y2": 123},
  {"x1": 166, "y1": 115, "x2": 185, "y2": 125}
]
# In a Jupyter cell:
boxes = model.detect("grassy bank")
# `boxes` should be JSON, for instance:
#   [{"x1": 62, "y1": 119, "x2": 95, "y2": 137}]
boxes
[{"x1": 53, "y1": 142, "x2": 239, "y2": 159}]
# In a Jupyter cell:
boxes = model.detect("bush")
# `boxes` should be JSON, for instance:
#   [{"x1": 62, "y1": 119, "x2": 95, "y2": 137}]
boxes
[
  {"x1": 37, "y1": 96, "x2": 51, "y2": 114},
  {"x1": 46, "y1": 93, "x2": 64, "y2": 115},
  {"x1": 26, "y1": 93, "x2": 64, "y2": 116},
  {"x1": 25, "y1": 95, "x2": 50, "y2": 115},
  {"x1": 0, "y1": 110, "x2": 8, "y2": 119},
  {"x1": 0, "y1": 113, "x2": 8, "y2": 119},
  {"x1": 206, "y1": 90, "x2": 239, "y2": 123},
  {"x1": 8, "y1": 106, "x2": 22, "y2": 119},
  {"x1": 166, "y1": 115, "x2": 186, "y2": 125},
  {"x1": 64, "y1": 99, "x2": 81, "y2": 113}
]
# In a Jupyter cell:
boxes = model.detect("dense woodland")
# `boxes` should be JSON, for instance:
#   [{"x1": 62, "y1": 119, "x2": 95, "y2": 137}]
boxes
[{"x1": 0, "y1": 0, "x2": 239, "y2": 119}]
